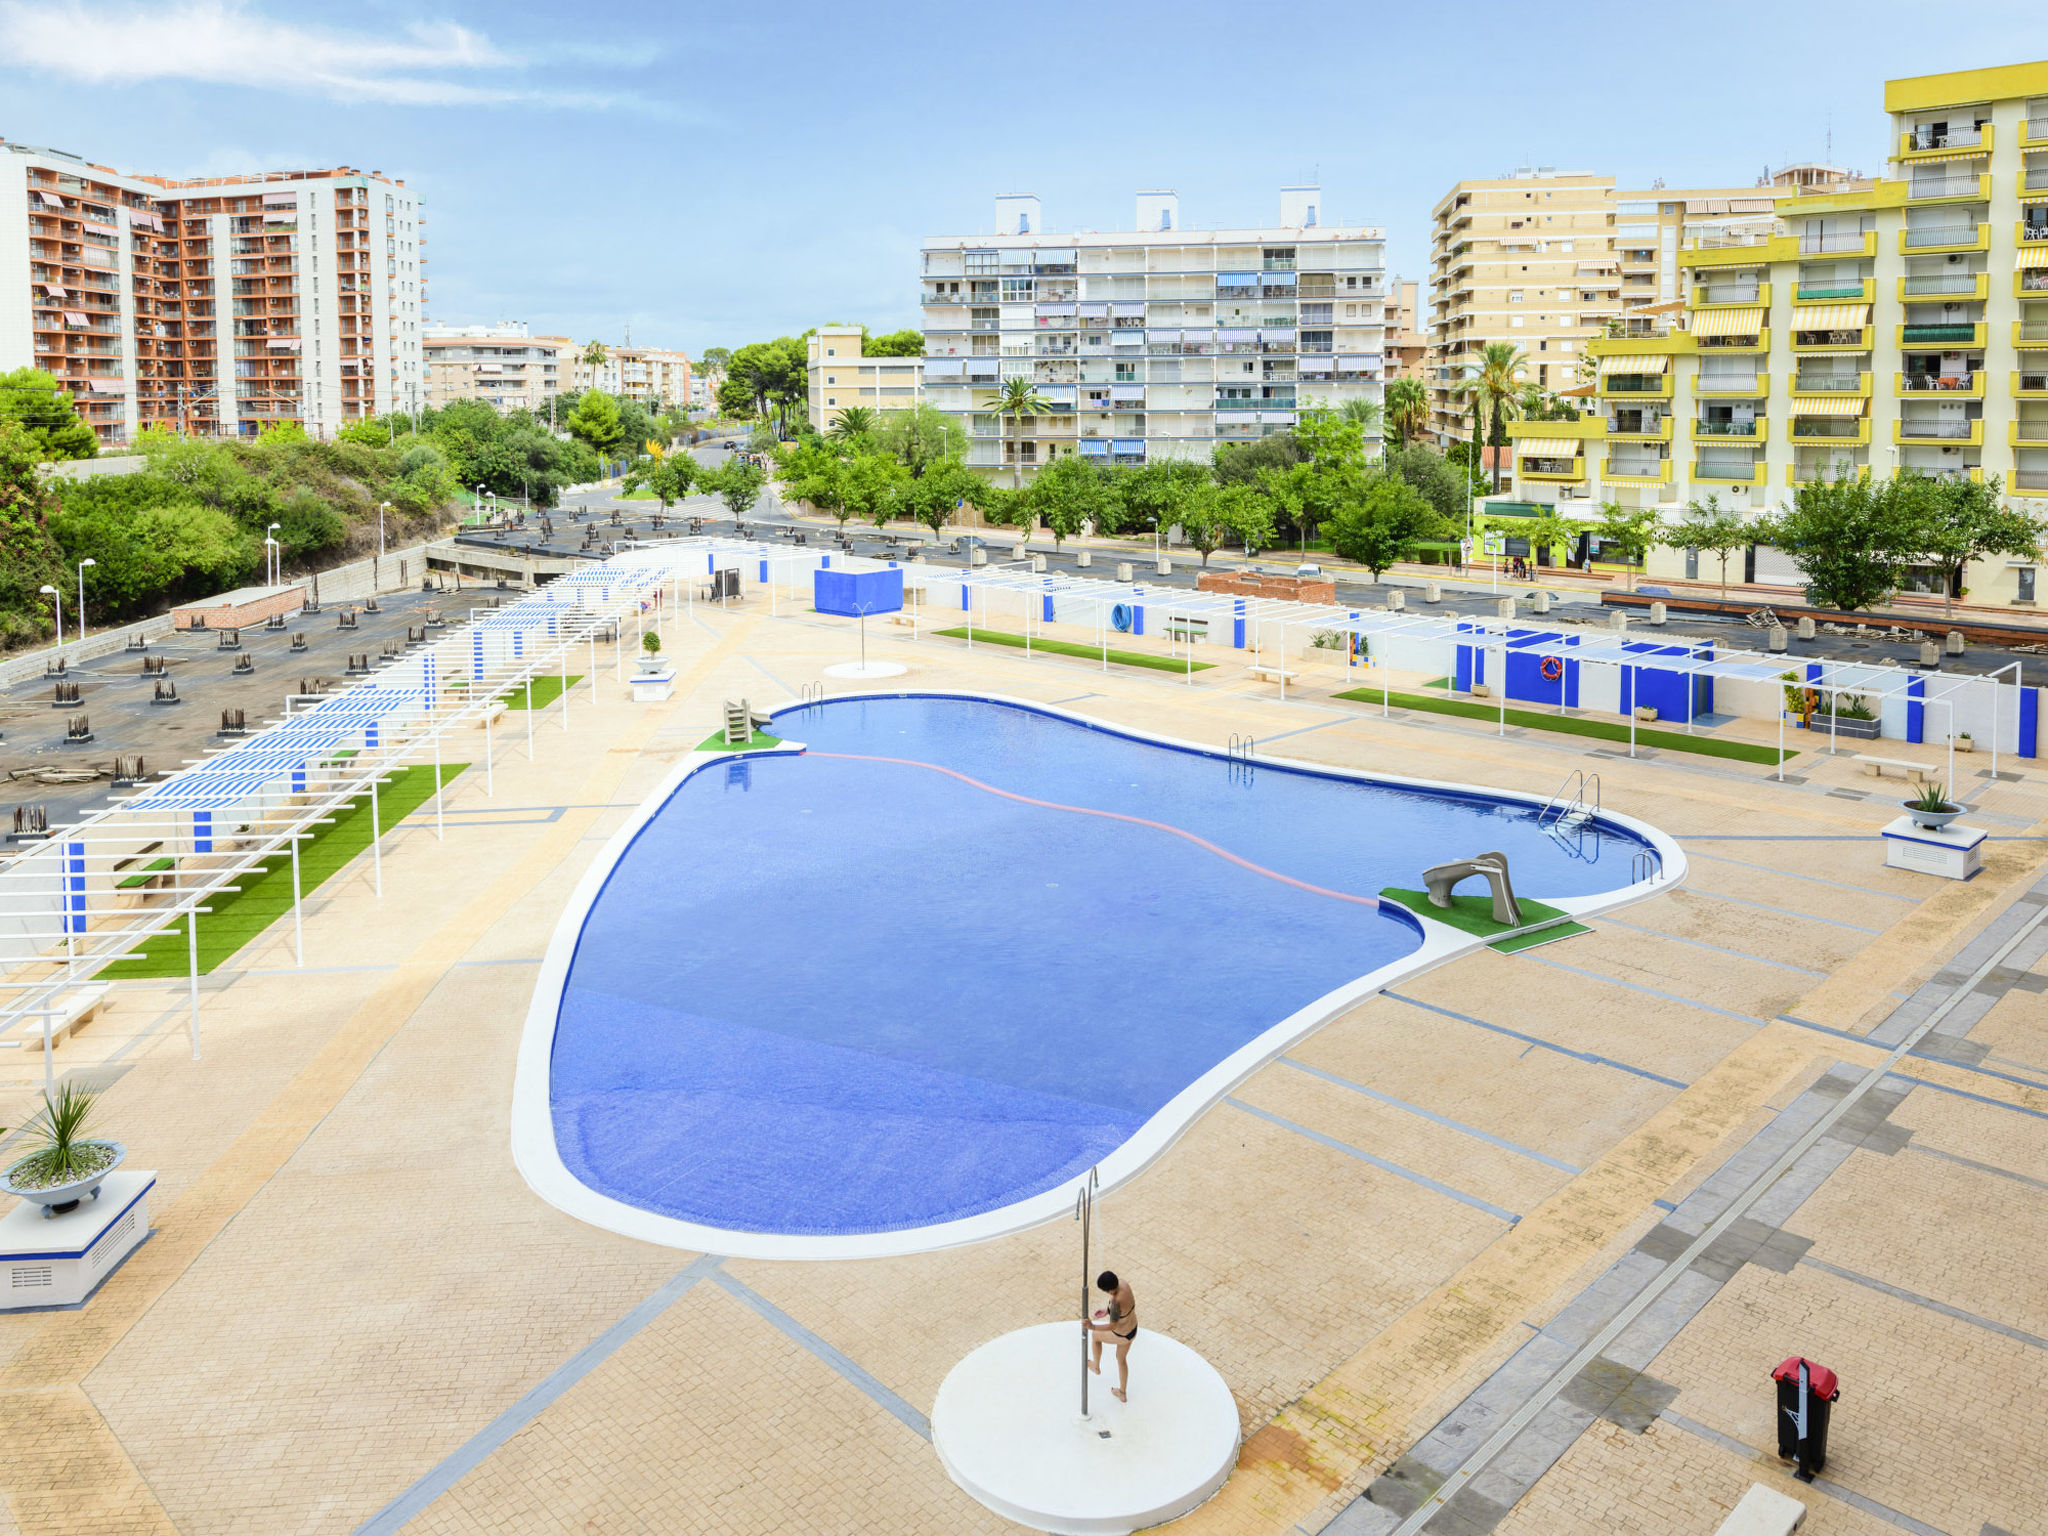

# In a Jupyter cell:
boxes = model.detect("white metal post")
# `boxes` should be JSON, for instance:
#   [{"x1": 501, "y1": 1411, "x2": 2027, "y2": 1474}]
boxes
[
  {"x1": 370, "y1": 775, "x2": 383, "y2": 895},
  {"x1": 433, "y1": 724, "x2": 445, "y2": 841},
  {"x1": 560, "y1": 650, "x2": 570, "y2": 731},
  {"x1": 485, "y1": 705, "x2": 494, "y2": 797},
  {"x1": 289, "y1": 833, "x2": 303, "y2": 966},
  {"x1": 526, "y1": 674, "x2": 535, "y2": 758},
  {"x1": 187, "y1": 905, "x2": 200, "y2": 1058}
]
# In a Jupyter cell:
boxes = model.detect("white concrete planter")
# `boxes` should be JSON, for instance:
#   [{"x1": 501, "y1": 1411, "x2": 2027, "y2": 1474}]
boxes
[
  {"x1": 1904, "y1": 801, "x2": 1964, "y2": 831},
  {"x1": 3, "y1": 1141, "x2": 125, "y2": 1217}
]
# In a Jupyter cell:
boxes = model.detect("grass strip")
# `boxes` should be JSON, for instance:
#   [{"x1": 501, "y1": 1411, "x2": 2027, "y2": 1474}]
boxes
[
  {"x1": 108, "y1": 764, "x2": 466, "y2": 977},
  {"x1": 499, "y1": 674, "x2": 584, "y2": 709},
  {"x1": 1379, "y1": 888, "x2": 1590, "y2": 953},
  {"x1": 695, "y1": 730, "x2": 783, "y2": 752},
  {"x1": 931, "y1": 626, "x2": 1214, "y2": 674},
  {"x1": 1334, "y1": 686, "x2": 1793, "y2": 765}
]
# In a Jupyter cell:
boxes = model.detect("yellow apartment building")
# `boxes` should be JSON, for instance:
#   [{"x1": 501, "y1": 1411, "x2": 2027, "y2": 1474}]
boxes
[
  {"x1": 1502, "y1": 59, "x2": 2048, "y2": 608},
  {"x1": 806, "y1": 324, "x2": 924, "y2": 432}
]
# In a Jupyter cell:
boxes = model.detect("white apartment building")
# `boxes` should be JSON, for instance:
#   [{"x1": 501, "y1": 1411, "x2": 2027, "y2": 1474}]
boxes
[
  {"x1": 567, "y1": 344, "x2": 692, "y2": 412},
  {"x1": 920, "y1": 187, "x2": 1386, "y2": 480},
  {"x1": 807, "y1": 323, "x2": 924, "y2": 430},
  {"x1": 423, "y1": 322, "x2": 570, "y2": 415},
  {"x1": 0, "y1": 138, "x2": 423, "y2": 443}
]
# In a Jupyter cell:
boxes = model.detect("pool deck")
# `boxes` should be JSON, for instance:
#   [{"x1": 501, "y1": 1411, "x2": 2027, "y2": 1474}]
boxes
[{"x1": 2, "y1": 593, "x2": 2045, "y2": 1536}]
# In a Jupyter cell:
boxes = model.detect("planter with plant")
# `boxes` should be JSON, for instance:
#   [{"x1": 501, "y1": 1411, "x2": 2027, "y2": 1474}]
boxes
[
  {"x1": 1952, "y1": 731, "x2": 1974, "y2": 753},
  {"x1": 1814, "y1": 692, "x2": 1881, "y2": 741},
  {"x1": 1, "y1": 1084, "x2": 124, "y2": 1217},
  {"x1": 636, "y1": 629, "x2": 666, "y2": 674},
  {"x1": 1904, "y1": 780, "x2": 1965, "y2": 832}
]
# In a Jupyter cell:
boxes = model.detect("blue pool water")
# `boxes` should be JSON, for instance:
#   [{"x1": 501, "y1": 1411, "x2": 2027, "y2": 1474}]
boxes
[{"x1": 549, "y1": 695, "x2": 1652, "y2": 1237}]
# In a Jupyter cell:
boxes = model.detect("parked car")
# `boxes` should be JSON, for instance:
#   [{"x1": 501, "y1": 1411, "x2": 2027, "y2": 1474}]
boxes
[{"x1": 1296, "y1": 562, "x2": 1324, "y2": 577}]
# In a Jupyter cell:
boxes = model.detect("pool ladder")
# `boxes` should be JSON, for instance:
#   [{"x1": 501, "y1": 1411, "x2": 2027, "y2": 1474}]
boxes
[
  {"x1": 798, "y1": 681, "x2": 824, "y2": 706},
  {"x1": 1226, "y1": 733, "x2": 1257, "y2": 785},
  {"x1": 1538, "y1": 769, "x2": 1599, "y2": 834},
  {"x1": 1629, "y1": 847, "x2": 1657, "y2": 885}
]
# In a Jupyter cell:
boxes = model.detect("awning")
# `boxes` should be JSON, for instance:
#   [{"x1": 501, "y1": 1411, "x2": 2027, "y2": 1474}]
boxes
[
  {"x1": 1337, "y1": 354, "x2": 1380, "y2": 368},
  {"x1": 1689, "y1": 307, "x2": 1764, "y2": 337},
  {"x1": 78, "y1": 247, "x2": 113, "y2": 266},
  {"x1": 36, "y1": 190, "x2": 65, "y2": 207},
  {"x1": 63, "y1": 311, "x2": 89, "y2": 327},
  {"x1": 265, "y1": 338, "x2": 302, "y2": 349},
  {"x1": 40, "y1": 283, "x2": 66, "y2": 298},
  {"x1": 1110, "y1": 439, "x2": 1145, "y2": 454},
  {"x1": 2020, "y1": 246, "x2": 2048, "y2": 269},
  {"x1": 1258, "y1": 327, "x2": 1293, "y2": 342},
  {"x1": 1792, "y1": 303, "x2": 1871, "y2": 330},
  {"x1": 1076, "y1": 303, "x2": 1109, "y2": 319},
  {"x1": 262, "y1": 190, "x2": 299, "y2": 205},
  {"x1": 1599, "y1": 353, "x2": 1671, "y2": 375},
  {"x1": 1111, "y1": 389, "x2": 1145, "y2": 403},
  {"x1": 1146, "y1": 329, "x2": 1180, "y2": 344},
  {"x1": 1791, "y1": 395, "x2": 1868, "y2": 417},
  {"x1": 1260, "y1": 272, "x2": 1295, "y2": 287},
  {"x1": 1900, "y1": 148, "x2": 1988, "y2": 165},
  {"x1": 1111, "y1": 329, "x2": 1145, "y2": 345},
  {"x1": 924, "y1": 359, "x2": 964, "y2": 378},
  {"x1": 1110, "y1": 303, "x2": 1145, "y2": 318},
  {"x1": 1179, "y1": 327, "x2": 1214, "y2": 342},
  {"x1": 1032, "y1": 248, "x2": 1075, "y2": 265},
  {"x1": 87, "y1": 379, "x2": 127, "y2": 392},
  {"x1": 1520, "y1": 443, "x2": 1581, "y2": 458},
  {"x1": 1216, "y1": 328, "x2": 1257, "y2": 342},
  {"x1": 1217, "y1": 272, "x2": 1259, "y2": 286},
  {"x1": 1078, "y1": 438, "x2": 1109, "y2": 456},
  {"x1": 1035, "y1": 303, "x2": 1075, "y2": 317}
]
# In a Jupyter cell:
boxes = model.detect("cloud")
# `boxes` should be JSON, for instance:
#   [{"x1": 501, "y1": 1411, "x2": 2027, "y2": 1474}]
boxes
[{"x1": 0, "y1": 0, "x2": 635, "y2": 108}]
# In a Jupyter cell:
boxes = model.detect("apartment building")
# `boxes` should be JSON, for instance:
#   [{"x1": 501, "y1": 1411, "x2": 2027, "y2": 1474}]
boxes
[
  {"x1": 920, "y1": 187, "x2": 1385, "y2": 481},
  {"x1": 1382, "y1": 276, "x2": 1428, "y2": 379},
  {"x1": 567, "y1": 344, "x2": 692, "y2": 413},
  {"x1": 0, "y1": 138, "x2": 424, "y2": 445},
  {"x1": 806, "y1": 324, "x2": 924, "y2": 430},
  {"x1": 1501, "y1": 59, "x2": 2048, "y2": 606},
  {"x1": 423, "y1": 322, "x2": 571, "y2": 416},
  {"x1": 1424, "y1": 169, "x2": 1854, "y2": 443}
]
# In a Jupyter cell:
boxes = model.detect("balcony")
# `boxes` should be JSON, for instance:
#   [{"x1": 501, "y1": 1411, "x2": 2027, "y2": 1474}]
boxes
[
  {"x1": 1895, "y1": 418, "x2": 1984, "y2": 446},
  {"x1": 1695, "y1": 373, "x2": 1768, "y2": 398},
  {"x1": 2014, "y1": 469, "x2": 2048, "y2": 496},
  {"x1": 1792, "y1": 327, "x2": 1874, "y2": 353},
  {"x1": 2014, "y1": 321, "x2": 2048, "y2": 349},
  {"x1": 1898, "y1": 370, "x2": 1983, "y2": 395},
  {"x1": 1692, "y1": 282, "x2": 1768, "y2": 307},
  {"x1": 2019, "y1": 271, "x2": 2048, "y2": 297},
  {"x1": 1898, "y1": 124, "x2": 1990, "y2": 158},
  {"x1": 1598, "y1": 374, "x2": 1673, "y2": 398},
  {"x1": 1791, "y1": 419, "x2": 1871, "y2": 445},
  {"x1": 1796, "y1": 231, "x2": 1875, "y2": 258},
  {"x1": 1698, "y1": 330, "x2": 1769, "y2": 353},
  {"x1": 2016, "y1": 370, "x2": 2048, "y2": 396},
  {"x1": 1796, "y1": 280, "x2": 1874, "y2": 302},
  {"x1": 1792, "y1": 371, "x2": 1871, "y2": 397},
  {"x1": 1693, "y1": 419, "x2": 1762, "y2": 438},
  {"x1": 1898, "y1": 323, "x2": 1986, "y2": 348},
  {"x1": 1899, "y1": 224, "x2": 1988, "y2": 253},
  {"x1": 1787, "y1": 455, "x2": 1867, "y2": 487},
  {"x1": 1899, "y1": 273, "x2": 1988, "y2": 301},
  {"x1": 1603, "y1": 457, "x2": 1674, "y2": 485},
  {"x1": 1905, "y1": 173, "x2": 1991, "y2": 203},
  {"x1": 1692, "y1": 458, "x2": 1766, "y2": 485},
  {"x1": 2009, "y1": 420, "x2": 2048, "y2": 447},
  {"x1": 1518, "y1": 454, "x2": 1585, "y2": 482},
  {"x1": 1604, "y1": 416, "x2": 1673, "y2": 442}
]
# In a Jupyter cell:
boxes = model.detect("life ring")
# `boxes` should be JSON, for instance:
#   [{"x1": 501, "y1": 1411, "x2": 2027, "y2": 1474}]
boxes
[{"x1": 1539, "y1": 654, "x2": 1565, "y2": 681}]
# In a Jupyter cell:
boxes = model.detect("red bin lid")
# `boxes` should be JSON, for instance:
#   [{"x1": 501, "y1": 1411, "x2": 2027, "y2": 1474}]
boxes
[{"x1": 1772, "y1": 1357, "x2": 1839, "y2": 1399}]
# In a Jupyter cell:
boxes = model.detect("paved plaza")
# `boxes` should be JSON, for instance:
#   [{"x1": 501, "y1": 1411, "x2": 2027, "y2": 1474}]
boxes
[{"x1": 1, "y1": 585, "x2": 2044, "y2": 1536}]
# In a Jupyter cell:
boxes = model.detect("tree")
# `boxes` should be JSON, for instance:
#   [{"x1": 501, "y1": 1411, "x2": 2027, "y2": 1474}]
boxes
[
  {"x1": 698, "y1": 346, "x2": 732, "y2": 377},
  {"x1": 899, "y1": 457, "x2": 980, "y2": 541},
  {"x1": 1660, "y1": 494, "x2": 1751, "y2": 603},
  {"x1": 990, "y1": 377, "x2": 1052, "y2": 488},
  {"x1": 581, "y1": 340, "x2": 609, "y2": 367},
  {"x1": 715, "y1": 375, "x2": 756, "y2": 418},
  {"x1": 566, "y1": 390, "x2": 625, "y2": 460},
  {"x1": 1759, "y1": 472, "x2": 1917, "y2": 611},
  {"x1": 1327, "y1": 475, "x2": 1447, "y2": 579},
  {"x1": 1212, "y1": 431, "x2": 1301, "y2": 487},
  {"x1": 1026, "y1": 452, "x2": 1105, "y2": 549},
  {"x1": 624, "y1": 454, "x2": 696, "y2": 515},
  {"x1": 827, "y1": 405, "x2": 878, "y2": 443},
  {"x1": 1333, "y1": 395, "x2": 1384, "y2": 447},
  {"x1": 840, "y1": 451, "x2": 906, "y2": 528},
  {"x1": 614, "y1": 396, "x2": 656, "y2": 461},
  {"x1": 1114, "y1": 460, "x2": 1206, "y2": 549},
  {"x1": 863, "y1": 329, "x2": 925, "y2": 357},
  {"x1": 0, "y1": 419, "x2": 67, "y2": 644},
  {"x1": 0, "y1": 369, "x2": 98, "y2": 461},
  {"x1": 700, "y1": 456, "x2": 766, "y2": 518},
  {"x1": 875, "y1": 401, "x2": 967, "y2": 478},
  {"x1": 1217, "y1": 482, "x2": 1275, "y2": 556},
  {"x1": 780, "y1": 441, "x2": 847, "y2": 523},
  {"x1": 1593, "y1": 501, "x2": 1659, "y2": 592},
  {"x1": 1382, "y1": 378, "x2": 1428, "y2": 447},
  {"x1": 1385, "y1": 443, "x2": 1481, "y2": 525},
  {"x1": 1899, "y1": 472, "x2": 2042, "y2": 617},
  {"x1": 1463, "y1": 341, "x2": 1527, "y2": 492}
]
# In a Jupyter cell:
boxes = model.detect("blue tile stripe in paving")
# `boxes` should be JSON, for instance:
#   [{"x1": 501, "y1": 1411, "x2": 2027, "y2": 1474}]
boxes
[{"x1": 1226, "y1": 1098, "x2": 1520, "y2": 1224}]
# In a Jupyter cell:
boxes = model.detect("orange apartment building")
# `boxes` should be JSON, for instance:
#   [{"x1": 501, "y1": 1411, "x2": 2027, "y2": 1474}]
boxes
[
  {"x1": 1382, "y1": 275, "x2": 1427, "y2": 379},
  {"x1": 2, "y1": 137, "x2": 425, "y2": 445}
]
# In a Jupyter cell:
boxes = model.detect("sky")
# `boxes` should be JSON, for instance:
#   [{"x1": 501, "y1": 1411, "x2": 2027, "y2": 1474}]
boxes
[{"x1": 2, "y1": 0, "x2": 2043, "y2": 357}]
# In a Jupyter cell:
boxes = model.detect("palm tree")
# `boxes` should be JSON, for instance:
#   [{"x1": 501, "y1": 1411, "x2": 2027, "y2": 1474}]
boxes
[
  {"x1": 992, "y1": 376, "x2": 1052, "y2": 488},
  {"x1": 1336, "y1": 396, "x2": 1383, "y2": 434},
  {"x1": 1383, "y1": 378, "x2": 1427, "y2": 447},
  {"x1": 581, "y1": 340, "x2": 609, "y2": 368},
  {"x1": 1468, "y1": 341, "x2": 1527, "y2": 493},
  {"x1": 827, "y1": 405, "x2": 878, "y2": 442}
]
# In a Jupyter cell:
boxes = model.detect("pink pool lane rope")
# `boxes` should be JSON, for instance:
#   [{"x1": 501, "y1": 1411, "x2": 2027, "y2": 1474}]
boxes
[{"x1": 808, "y1": 750, "x2": 1382, "y2": 910}]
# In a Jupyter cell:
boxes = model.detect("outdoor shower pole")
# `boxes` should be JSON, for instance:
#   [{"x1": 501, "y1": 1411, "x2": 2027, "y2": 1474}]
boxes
[
  {"x1": 187, "y1": 903, "x2": 200, "y2": 1059},
  {"x1": 289, "y1": 833, "x2": 303, "y2": 966},
  {"x1": 485, "y1": 705, "x2": 494, "y2": 798},
  {"x1": 434, "y1": 724, "x2": 445, "y2": 842},
  {"x1": 370, "y1": 773, "x2": 383, "y2": 895},
  {"x1": 561, "y1": 649, "x2": 570, "y2": 732},
  {"x1": 526, "y1": 675, "x2": 535, "y2": 759}
]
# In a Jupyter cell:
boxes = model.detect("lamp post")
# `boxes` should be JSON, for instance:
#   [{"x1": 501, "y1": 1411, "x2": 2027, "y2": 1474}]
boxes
[
  {"x1": 74, "y1": 558, "x2": 95, "y2": 644},
  {"x1": 267, "y1": 522, "x2": 282, "y2": 586},
  {"x1": 377, "y1": 501, "x2": 390, "y2": 560},
  {"x1": 39, "y1": 584, "x2": 63, "y2": 647}
]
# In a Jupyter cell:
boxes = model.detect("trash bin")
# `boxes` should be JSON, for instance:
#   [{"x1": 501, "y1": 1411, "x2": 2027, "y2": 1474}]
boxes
[{"x1": 1772, "y1": 1357, "x2": 1839, "y2": 1480}]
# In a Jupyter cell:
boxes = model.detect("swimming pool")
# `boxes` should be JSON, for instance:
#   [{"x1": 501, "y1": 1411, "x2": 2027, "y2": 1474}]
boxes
[{"x1": 514, "y1": 693, "x2": 1681, "y2": 1259}]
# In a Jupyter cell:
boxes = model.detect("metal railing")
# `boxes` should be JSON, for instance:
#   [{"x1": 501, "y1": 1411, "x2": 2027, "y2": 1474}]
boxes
[
  {"x1": 1798, "y1": 233, "x2": 1867, "y2": 253},
  {"x1": 1902, "y1": 225, "x2": 1982, "y2": 247},
  {"x1": 1902, "y1": 274, "x2": 1982, "y2": 295}
]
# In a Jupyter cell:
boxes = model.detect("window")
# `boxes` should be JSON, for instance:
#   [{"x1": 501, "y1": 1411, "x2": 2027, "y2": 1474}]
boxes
[
  {"x1": 1511, "y1": 316, "x2": 1525, "y2": 327},
  {"x1": 827, "y1": 397, "x2": 836, "y2": 406},
  {"x1": 826, "y1": 347, "x2": 835, "y2": 356},
  {"x1": 2020, "y1": 567, "x2": 2038, "y2": 603},
  {"x1": 827, "y1": 376, "x2": 835, "y2": 384},
  {"x1": 1509, "y1": 290, "x2": 1524, "y2": 302}
]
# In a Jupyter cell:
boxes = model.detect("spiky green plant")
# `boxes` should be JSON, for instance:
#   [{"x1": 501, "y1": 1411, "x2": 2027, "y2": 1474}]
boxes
[
  {"x1": 5, "y1": 1083, "x2": 112, "y2": 1189},
  {"x1": 1907, "y1": 780, "x2": 1955, "y2": 812}
]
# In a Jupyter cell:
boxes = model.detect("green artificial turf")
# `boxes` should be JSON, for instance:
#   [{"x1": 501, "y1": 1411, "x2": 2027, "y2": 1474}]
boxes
[
  {"x1": 1334, "y1": 687, "x2": 1793, "y2": 765},
  {"x1": 931, "y1": 627, "x2": 1215, "y2": 673},
  {"x1": 695, "y1": 729, "x2": 784, "y2": 752},
  {"x1": 108, "y1": 764, "x2": 466, "y2": 978},
  {"x1": 499, "y1": 674, "x2": 584, "y2": 709},
  {"x1": 1378, "y1": 888, "x2": 1591, "y2": 953}
]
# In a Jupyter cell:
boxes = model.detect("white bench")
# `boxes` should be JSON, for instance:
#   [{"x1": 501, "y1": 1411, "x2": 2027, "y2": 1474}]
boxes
[
  {"x1": 1855, "y1": 754, "x2": 1935, "y2": 785},
  {"x1": 890, "y1": 613, "x2": 919, "y2": 627},
  {"x1": 10, "y1": 983, "x2": 110, "y2": 1049},
  {"x1": 1712, "y1": 1483, "x2": 1805, "y2": 1536},
  {"x1": 1246, "y1": 664, "x2": 1300, "y2": 685}
]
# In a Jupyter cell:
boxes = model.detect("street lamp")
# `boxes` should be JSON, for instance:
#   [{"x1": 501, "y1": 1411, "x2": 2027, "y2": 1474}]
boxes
[
  {"x1": 377, "y1": 501, "x2": 390, "y2": 559},
  {"x1": 267, "y1": 522, "x2": 282, "y2": 587},
  {"x1": 75, "y1": 558, "x2": 95, "y2": 644},
  {"x1": 38, "y1": 585, "x2": 62, "y2": 647}
]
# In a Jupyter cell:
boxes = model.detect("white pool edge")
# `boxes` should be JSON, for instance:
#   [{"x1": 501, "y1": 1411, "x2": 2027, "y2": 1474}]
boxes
[{"x1": 510, "y1": 688, "x2": 1687, "y2": 1262}]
